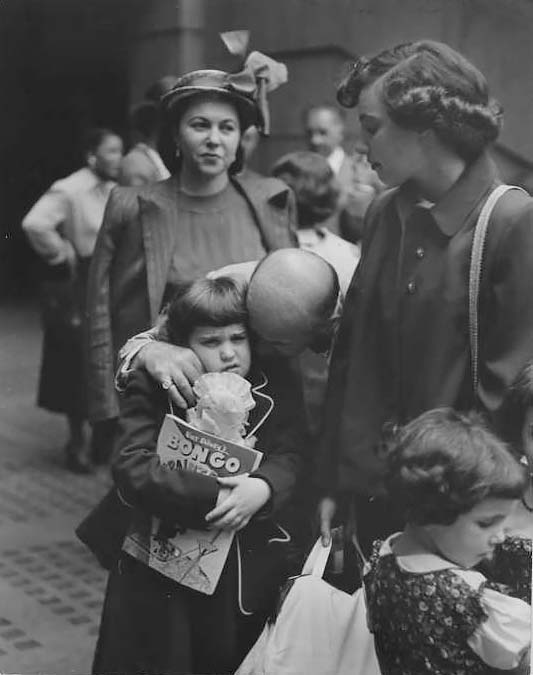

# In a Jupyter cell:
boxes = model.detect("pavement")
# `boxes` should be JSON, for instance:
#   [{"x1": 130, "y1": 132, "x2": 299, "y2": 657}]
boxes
[{"x1": 0, "y1": 303, "x2": 111, "y2": 675}]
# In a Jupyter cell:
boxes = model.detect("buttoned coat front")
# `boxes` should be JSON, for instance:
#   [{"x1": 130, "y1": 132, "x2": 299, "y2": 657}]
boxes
[
  {"x1": 86, "y1": 173, "x2": 297, "y2": 422},
  {"x1": 318, "y1": 153, "x2": 533, "y2": 497}
]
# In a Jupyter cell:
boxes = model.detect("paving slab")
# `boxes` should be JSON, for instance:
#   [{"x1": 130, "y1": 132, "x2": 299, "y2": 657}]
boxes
[{"x1": 0, "y1": 304, "x2": 110, "y2": 675}]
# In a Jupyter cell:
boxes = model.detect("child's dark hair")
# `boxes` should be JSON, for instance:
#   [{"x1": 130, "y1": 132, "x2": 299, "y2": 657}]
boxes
[
  {"x1": 166, "y1": 276, "x2": 248, "y2": 346},
  {"x1": 385, "y1": 408, "x2": 526, "y2": 526},
  {"x1": 271, "y1": 151, "x2": 340, "y2": 227},
  {"x1": 499, "y1": 361, "x2": 533, "y2": 452},
  {"x1": 337, "y1": 40, "x2": 502, "y2": 161}
]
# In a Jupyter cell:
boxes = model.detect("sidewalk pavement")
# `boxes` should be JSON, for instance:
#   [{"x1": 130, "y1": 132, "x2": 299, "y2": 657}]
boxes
[{"x1": 0, "y1": 303, "x2": 111, "y2": 675}]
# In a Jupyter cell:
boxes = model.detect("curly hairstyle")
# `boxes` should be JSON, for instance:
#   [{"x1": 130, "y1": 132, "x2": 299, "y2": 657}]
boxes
[
  {"x1": 337, "y1": 40, "x2": 502, "y2": 161},
  {"x1": 385, "y1": 408, "x2": 526, "y2": 526},
  {"x1": 498, "y1": 361, "x2": 533, "y2": 453},
  {"x1": 271, "y1": 151, "x2": 340, "y2": 227},
  {"x1": 166, "y1": 276, "x2": 248, "y2": 347}
]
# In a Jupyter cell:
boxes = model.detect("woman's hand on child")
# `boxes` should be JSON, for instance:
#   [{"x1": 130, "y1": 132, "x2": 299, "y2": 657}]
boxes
[
  {"x1": 139, "y1": 342, "x2": 204, "y2": 408},
  {"x1": 205, "y1": 476, "x2": 272, "y2": 531}
]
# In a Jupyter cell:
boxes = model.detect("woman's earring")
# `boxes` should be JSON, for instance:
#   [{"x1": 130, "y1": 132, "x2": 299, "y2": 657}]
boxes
[{"x1": 175, "y1": 147, "x2": 181, "y2": 159}]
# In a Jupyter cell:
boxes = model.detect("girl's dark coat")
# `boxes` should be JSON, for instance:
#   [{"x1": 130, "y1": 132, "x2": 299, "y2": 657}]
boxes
[{"x1": 80, "y1": 358, "x2": 309, "y2": 674}]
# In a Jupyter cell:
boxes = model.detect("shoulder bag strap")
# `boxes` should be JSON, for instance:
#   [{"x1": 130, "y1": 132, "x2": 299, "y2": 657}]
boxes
[{"x1": 469, "y1": 184, "x2": 528, "y2": 395}]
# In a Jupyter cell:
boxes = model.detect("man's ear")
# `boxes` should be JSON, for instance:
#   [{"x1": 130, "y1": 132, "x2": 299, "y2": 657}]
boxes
[{"x1": 87, "y1": 152, "x2": 97, "y2": 170}]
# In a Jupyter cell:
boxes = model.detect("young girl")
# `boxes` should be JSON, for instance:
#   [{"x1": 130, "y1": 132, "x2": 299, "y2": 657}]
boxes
[
  {"x1": 500, "y1": 360, "x2": 533, "y2": 537},
  {"x1": 479, "y1": 361, "x2": 533, "y2": 603},
  {"x1": 91, "y1": 276, "x2": 308, "y2": 675},
  {"x1": 364, "y1": 408, "x2": 530, "y2": 675}
]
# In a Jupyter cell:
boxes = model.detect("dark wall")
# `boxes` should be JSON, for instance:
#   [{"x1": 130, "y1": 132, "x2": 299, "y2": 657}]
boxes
[{"x1": 0, "y1": 0, "x2": 133, "y2": 300}]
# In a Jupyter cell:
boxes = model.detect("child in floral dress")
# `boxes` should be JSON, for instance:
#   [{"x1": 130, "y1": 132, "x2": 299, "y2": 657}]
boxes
[
  {"x1": 483, "y1": 361, "x2": 533, "y2": 602},
  {"x1": 364, "y1": 408, "x2": 531, "y2": 674}
]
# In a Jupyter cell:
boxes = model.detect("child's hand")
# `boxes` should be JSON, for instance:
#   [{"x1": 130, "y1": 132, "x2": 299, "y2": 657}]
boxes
[{"x1": 205, "y1": 476, "x2": 272, "y2": 531}]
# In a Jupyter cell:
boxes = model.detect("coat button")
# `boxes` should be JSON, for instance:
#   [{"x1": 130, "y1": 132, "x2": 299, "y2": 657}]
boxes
[
  {"x1": 416, "y1": 246, "x2": 425, "y2": 259},
  {"x1": 406, "y1": 280, "x2": 416, "y2": 294}
]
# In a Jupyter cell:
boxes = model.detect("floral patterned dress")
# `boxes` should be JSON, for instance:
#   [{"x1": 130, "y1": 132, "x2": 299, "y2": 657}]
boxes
[
  {"x1": 364, "y1": 534, "x2": 531, "y2": 674},
  {"x1": 477, "y1": 535, "x2": 532, "y2": 603}
]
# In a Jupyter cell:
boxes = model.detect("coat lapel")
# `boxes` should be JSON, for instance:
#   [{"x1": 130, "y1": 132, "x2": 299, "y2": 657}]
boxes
[
  {"x1": 140, "y1": 177, "x2": 180, "y2": 322},
  {"x1": 232, "y1": 174, "x2": 297, "y2": 250}
]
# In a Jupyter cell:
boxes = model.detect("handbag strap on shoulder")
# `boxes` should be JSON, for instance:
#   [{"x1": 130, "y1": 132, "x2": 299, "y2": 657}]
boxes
[{"x1": 469, "y1": 184, "x2": 527, "y2": 394}]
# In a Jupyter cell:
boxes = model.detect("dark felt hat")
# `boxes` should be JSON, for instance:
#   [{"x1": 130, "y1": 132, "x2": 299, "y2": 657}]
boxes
[{"x1": 162, "y1": 69, "x2": 261, "y2": 129}]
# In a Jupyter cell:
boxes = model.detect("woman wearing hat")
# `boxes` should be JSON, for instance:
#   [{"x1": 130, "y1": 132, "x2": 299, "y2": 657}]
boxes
[{"x1": 86, "y1": 55, "x2": 296, "y2": 458}]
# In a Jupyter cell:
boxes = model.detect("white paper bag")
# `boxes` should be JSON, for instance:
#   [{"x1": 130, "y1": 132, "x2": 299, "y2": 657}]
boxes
[{"x1": 236, "y1": 539, "x2": 381, "y2": 675}]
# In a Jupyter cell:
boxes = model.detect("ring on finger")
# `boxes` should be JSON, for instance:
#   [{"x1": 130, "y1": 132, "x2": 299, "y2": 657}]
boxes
[{"x1": 161, "y1": 378, "x2": 173, "y2": 390}]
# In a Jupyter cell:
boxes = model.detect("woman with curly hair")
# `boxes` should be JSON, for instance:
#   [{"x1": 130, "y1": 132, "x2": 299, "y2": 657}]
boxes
[
  {"x1": 365, "y1": 408, "x2": 530, "y2": 674},
  {"x1": 317, "y1": 40, "x2": 533, "y2": 558}
]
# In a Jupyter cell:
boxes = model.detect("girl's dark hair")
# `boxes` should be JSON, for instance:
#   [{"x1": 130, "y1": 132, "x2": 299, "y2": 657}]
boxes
[
  {"x1": 385, "y1": 408, "x2": 526, "y2": 526},
  {"x1": 499, "y1": 361, "x2": 533, "y2": 452},
  {"x1": 337, "y1": 40, "x2": 502, "y2": 161},
  {"x1": 82, "y1": 127, "x2": 119, "y2": 156},
  {"x1": 166, "y1": 276, "x2": 248, "y2": 346},
  {"x1": 271, "y1": 151, "x2": 340, "y2": 227},
  {"x1": 169, "y1": 92, "x2": 248, "y2": 175}
]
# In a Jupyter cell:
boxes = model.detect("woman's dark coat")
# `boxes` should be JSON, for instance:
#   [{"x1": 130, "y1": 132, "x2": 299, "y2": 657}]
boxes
[{"x1": 318, "y1": 153, "x2": 533, "y2": 498}]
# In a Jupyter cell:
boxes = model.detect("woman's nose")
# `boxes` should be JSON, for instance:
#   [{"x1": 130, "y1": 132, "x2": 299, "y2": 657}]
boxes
[{"x1": 206, "y1": 126, "x2": 221, "y2": 144}]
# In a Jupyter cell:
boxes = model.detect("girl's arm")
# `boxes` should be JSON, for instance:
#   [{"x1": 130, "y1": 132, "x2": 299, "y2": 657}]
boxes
[
  {"x1": 112, "y1": 370, "x2": 219, "y2": 529},
  {"x1": 467, "y1": 586, "x2": 530, "y2": 673}
]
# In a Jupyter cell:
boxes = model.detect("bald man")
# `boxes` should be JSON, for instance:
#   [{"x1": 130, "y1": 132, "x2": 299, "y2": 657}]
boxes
[{"x1": 117, "y1": 249, "x2": 341, "y2": 409}]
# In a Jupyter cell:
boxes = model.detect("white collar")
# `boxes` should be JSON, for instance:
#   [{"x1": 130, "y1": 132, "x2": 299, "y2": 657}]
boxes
[
  {"x1": 327, "y1": 147, "x2": 345, "y2": 175},
  {"x1": 380, "y1": 530, "x2": 461, "y2": 574}
]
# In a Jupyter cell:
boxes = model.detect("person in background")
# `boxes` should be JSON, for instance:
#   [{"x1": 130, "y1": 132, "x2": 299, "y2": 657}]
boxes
[
  {"x1": 239, "y1": 124, "x2": 262, "y2": 178},
  {"x1": 303, "y1": 103, "x2": 383, "y2": 242},
  {"x1": 365, "y1": 408, "x2": 530, "y2": 674},
  {"x1": 22, "y1": 127, "x2": 123, "y2": 472},
  {"x1": 271, "y1": 150, "x2": 359, "y2": 457},
  {"x1": 119, "y1": 76, "x2": 179, "y2": 187},
  {"x1": 317, "y1": 40, "x2": 533, "y2": 567},
  {"x1": 271, "y1": 150, "x2": 359, "y2": 296},
  {"x1": 86, "y1": 54, "x2": 293, "y2": 465}
]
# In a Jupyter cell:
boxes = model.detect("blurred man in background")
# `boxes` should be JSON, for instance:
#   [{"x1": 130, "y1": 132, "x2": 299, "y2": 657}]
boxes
[{"x1": 304, "y1": 103, "x2": 383, "y2": 242}]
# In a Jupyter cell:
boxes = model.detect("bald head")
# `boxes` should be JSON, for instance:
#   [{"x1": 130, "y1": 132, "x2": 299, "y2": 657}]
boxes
[{"x1": 247, "y1": 249, "x2": 339, "y2": 356}]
